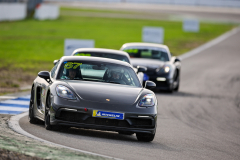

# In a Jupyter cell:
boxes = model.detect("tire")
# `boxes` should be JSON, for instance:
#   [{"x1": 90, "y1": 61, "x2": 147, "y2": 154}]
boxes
[
  {"x1": 45, "y1": 111, "x2": 52, "y2": 130},
  {"x1": 173, "y1": 71, "x2": 180, "y2": 91},
  {"x1": 45, "y1": 94, "x2": 59, "y2": 131},
  {"x1": 136, "y1": 133, "x2": 155, "y2": 142},
  {"x1": 174, "y1": 78, "x2": 180, "y2": 91},
  {"x1": 29, "y1": 88, "x2": 38, "y2": 124},
  {"x1": 168, "y1": 88, "x2": 173, "y2": 93}
]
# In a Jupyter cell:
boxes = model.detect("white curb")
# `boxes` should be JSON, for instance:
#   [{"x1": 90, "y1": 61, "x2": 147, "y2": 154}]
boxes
[
  {"x1": 179, "y1": 27, "x2": 240, "y2": 60},
  {"x1": 8, "y1": 112, "x2": 121, "y2": 160}
]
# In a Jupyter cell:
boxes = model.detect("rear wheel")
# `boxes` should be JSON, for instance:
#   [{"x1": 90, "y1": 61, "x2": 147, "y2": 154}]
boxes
[
  {"x1": 136, "y1": 133, "x2": 155, "y2": 142},
  {"x1": 29, "y1": 88, "x2": 38, "y2": 124}
]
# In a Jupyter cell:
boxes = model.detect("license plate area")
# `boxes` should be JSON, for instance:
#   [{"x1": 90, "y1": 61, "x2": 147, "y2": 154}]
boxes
[{"x1": 92, "y1": 110, "x2": 124, "y2": 120}]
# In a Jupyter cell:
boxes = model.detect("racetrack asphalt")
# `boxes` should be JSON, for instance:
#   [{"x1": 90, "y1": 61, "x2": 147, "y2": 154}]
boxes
[{"x1": 17, "y1": 27, "x2": 240, "y2": 159}]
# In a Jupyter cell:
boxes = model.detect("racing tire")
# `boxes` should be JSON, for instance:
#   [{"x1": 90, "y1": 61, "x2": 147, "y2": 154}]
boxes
[
  {"x1": 45, "y1": 94, "x2": 59, "y2": 131},
  {"x1": 45, "y1": 109, "x2": 60, "y2": 131},
  {"x1": 168, "y1": 89, "x2": 173, "y2": 93},
  {"x1": 29, "y1": 88, "x2": 38, "y2": 124},
  {"x1": 173, "y1": 71, "x2": 180, "y2": 92},
  {"x1": 174, "y1": 78, "x2": 180, "y2": 91},
  {"x1": 45, "y1": 112, "x2": 52, "y2": 130},
  {"x1": 136, "y1": 133, "x2": 155, "y2": 142}
]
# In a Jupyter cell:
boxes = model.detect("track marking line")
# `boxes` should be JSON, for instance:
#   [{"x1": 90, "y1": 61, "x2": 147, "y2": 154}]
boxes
[
  {"x1": 0, "y1": 95, "x2": 30, "y2": 115},
  {"x1": 179, "y1": 27, "x2": 240, "y2": 60}
]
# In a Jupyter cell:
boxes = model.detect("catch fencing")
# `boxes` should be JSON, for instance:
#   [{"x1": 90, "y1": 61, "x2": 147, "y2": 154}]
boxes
[{"x1": 45, "y1": 0, "x2": 240, "y2": 8}]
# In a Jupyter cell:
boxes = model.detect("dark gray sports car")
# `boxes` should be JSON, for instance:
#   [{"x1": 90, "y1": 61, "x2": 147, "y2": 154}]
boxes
[
  {"x1": 29, "y1": 56, "x2": 158, "y2": 142},
  {"x1": 120, "y1": 42, "x2": 181, "y2": 92}
]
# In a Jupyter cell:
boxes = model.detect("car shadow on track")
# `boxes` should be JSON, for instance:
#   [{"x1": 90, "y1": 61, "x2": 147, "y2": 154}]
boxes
[{"x1": 35, "y1": 121, "x2": 138, "y2": 142}]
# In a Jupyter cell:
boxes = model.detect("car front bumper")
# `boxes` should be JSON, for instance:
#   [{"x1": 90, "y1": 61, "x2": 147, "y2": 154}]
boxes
[
  {"x1": 49, "y1": 100, "x2": 157, "y2": 134},
  {"x1": 145, "y1": 76, "x2": 173, "y2": 90}
]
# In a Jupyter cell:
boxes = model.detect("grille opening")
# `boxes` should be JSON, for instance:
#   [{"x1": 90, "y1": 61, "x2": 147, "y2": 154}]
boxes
[{"x1": 56, "y1": 110, "x2": 154, "y2": 128}]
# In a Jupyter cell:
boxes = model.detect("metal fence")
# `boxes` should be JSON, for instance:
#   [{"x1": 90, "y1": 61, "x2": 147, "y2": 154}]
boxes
[
  {"x1": 44, "y1": 0, "x2": 240, "y2": 8},
  {"x1": 1, "y1": 0, "x2": 240, "y2": 7}
]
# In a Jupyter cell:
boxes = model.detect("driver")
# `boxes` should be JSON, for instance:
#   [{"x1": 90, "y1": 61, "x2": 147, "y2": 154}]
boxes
[
  {"x1": 68, "y1": 68, "x2": 77, "y2": 79},
  {"x1": 61, "y1": 68, "x2": 79, "y2": 80},
  {"x1": 108, "y1": 69, "x2": 126, "y2": 84},
  {"x1": 112, "y1": 71, "x2": 121, "y2": 80}
]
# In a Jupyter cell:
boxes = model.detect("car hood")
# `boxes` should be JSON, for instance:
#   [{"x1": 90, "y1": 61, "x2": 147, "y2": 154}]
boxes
[
  {"x1": 131, "y1": 58, "x2": 166, "y2": 69},
  {"x1": 66, "y1": 81, "x2": 143, "y2": 104}
]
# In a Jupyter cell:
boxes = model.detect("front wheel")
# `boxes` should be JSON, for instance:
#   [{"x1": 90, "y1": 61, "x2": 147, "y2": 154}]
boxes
[
  {"x1": 45, "y1": 94, "x2": 59, "y2": 131},
  {"x1": 136, "y1": 133, "x2": 155, "y2": 142},
  {"x1": 174, "y1": 77, "x2": 180, "y2": 91},
  {"x1": 45, "y1": 111, "x2": 52, "y2": 130}
]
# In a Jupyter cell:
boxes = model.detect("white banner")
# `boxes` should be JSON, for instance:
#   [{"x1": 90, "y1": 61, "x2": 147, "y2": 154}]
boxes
[
  {"x1": 0, "y1": 3, "x2": 27, "y2": 21},
  {"x1": 142, "y1": 26, "x2": 164, "y2": 44},
  {"x1": 183, "y1": 19, "x2": 199, "y2": 32},
  {"x1": 64, "y1": 39, "x2": 95, "y2": 56},
  {"x1": 34, "y1": 4, "x2": 59, "y2": 20}
]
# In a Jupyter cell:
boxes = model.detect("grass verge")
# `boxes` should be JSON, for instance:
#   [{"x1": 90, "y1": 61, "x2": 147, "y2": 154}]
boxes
[{"x1": 0, "y1": 7, "x2": 236, "y2": 93}]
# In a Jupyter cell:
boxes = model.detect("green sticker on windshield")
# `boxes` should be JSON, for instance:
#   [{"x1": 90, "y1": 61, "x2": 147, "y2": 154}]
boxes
[
  {"x1": 141, "y1": 51, "x2": 152, "y2": 57},
  {"x1": 74, "y1": 53, "x2": 91, "y2": 56},
  {"x1": 123, "y1": 49, "x2": 138, "y2": 54},
  {"x1": 64, "y1": 62, "x2": 82, "y2": 69}
]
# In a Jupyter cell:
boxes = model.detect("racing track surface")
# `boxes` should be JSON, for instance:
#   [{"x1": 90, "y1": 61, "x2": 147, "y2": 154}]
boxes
[{"x1": 19, "y1": 28, "x2": 240, "y2": 159}]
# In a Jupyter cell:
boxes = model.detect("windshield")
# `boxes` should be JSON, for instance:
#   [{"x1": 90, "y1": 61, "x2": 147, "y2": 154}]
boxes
[
  {"x1": 123, "y1": 47, "x2": 170, "y2": 61},
  {"x1": 73, "y1": 52, "x2": 130, "y2": 64},
  {"x1": 57, "y1": 61, "x2": 141, "y2": 87}
]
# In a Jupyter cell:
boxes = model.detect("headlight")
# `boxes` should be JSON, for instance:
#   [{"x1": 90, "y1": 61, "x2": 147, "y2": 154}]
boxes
[
  {"x1": 138, "y1": 94, "x2": 155, "y2": 107},
  {"x1": 56, "y1": 85, "x2": 76, "y2": 100},
  {"x1": 156, "y1": 66, "x2": 170, "y2": 74},
  {"x1": 164, "y1": 66, "x2": 170, "y2": 73}
]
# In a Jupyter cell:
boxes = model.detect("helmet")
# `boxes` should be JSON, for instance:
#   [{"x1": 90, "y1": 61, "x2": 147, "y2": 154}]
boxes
[{"x1": 110, "y1": 69, "x2": 122, "y2": 79}]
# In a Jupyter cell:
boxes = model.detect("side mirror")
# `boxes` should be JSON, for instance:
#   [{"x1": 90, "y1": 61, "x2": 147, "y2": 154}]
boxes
[
  {"x1": 174, "y1": 57, "x2": 181, "y2": 63},
  {"x1": 38, "y1": 71, "x2": 50, "y2": 82},
  {"x1": 53, "y1": 60, "x2": 59, "y2": 65},
  {"x1": 145, "y1": 81, "x2": 156, "y2": 89},
  {"x1": 137, "y1": 66, "x2": 147, "y2": 73}
]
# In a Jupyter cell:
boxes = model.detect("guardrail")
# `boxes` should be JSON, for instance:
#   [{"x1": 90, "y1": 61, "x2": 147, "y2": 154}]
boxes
[{"x1": 45, "y1": 0, "x2": 240, "y2": 8}]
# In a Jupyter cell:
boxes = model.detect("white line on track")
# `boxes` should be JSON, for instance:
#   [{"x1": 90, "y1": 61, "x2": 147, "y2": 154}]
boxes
[
  {"x1": 9, "y1": 112, "x2": 122, "y2": 160},
  {"x1": 0, "y1": 96, "x2": 18, "y2": 99},
  {"x1": 0, "y1": 107, "x2": 28, "y2": 111},
  {"x1": 0, "y1": 100, "x2": 29, "y2": 105},
  {"x1": 179, "y1": 27, "x2": 240, "y2": 60}
]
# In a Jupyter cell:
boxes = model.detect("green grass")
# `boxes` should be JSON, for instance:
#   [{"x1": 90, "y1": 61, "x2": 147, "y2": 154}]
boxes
[
  {"x1": 61, "y1": 7, "x2": 137, "y2": 14},
  {"x1": 0, "y1": 8, "x2": 236, "y2": 90}
]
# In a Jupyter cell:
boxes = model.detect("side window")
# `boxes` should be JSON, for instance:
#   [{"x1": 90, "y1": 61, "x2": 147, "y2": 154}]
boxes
[
  {"x1": 51, "y1": 61, "x2": 59, "y2": 78},
  {"x1": 123, "y1": 71, "x2": 136, "y2": 86}
]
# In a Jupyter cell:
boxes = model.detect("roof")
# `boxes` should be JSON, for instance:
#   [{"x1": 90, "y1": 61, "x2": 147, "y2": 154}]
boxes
[
  {"x1": 60, "y1": 56, "x2": 132, "y2": 67},
  {"x1": 71, "y1": 48, "x2": 130, "y2": 57},
  {"x1": 120, "y1": 42, "x2": 170, "y2": 52}
]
